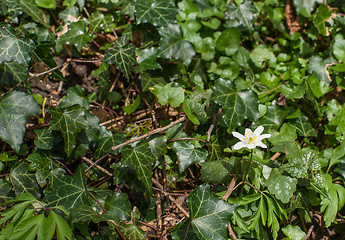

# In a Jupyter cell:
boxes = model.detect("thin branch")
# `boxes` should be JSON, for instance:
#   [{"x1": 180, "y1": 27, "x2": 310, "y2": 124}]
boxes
[
  {"x1": 304, "y1": 225, "x2": 314, "y2": 240},
  {"x1": 228, "y1": 222, "x2": 238, "y2": 240},
  {"x1": 206, "y1": 108, "x2": 223, "y2": 142},
  {"x1": 89, "y1": 191, "x2": 106, "y2": 212},
  {"x1": 81, "y1": 156, "x2": 113, "y2": 177},
  {"x1": 222, "y1": 176, "x2": 238, "y2": 201},
  {"x1": 85, "y1": 154, "x2": 110, "y2": 173},
  {"x1": 112, "y1": 116, "x2": 186, "y2": 151},
  {"x1": 167, "y1": 137, "x2": 207, "y2": 143}
]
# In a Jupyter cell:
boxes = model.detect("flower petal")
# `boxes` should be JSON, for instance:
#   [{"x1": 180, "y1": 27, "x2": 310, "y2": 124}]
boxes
[
  {"x1": 245, "y1": 128, "x2": 253, "y2": 137},
  {"x1": 255, "y1": 141, "x2": 267, "y2": 148},
  {"x1": 233, "y1": 142, "x2": 246, "y2": 150},
  {"x1": 247, "y1": 143, "x2": 256, "y2": 149},
  {"x1": 232, "y1": 131, "x2": 245, "y2": 141},
  {"x1": 257, "y1": 134, "x2": 271, "y2": 141},
  {"x1": 254, "y1": 126, "x2": 264, "y2": 136}
]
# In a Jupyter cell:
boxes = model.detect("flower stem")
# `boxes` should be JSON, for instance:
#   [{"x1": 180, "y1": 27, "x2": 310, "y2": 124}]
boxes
[{"x1": 243, "y1": 149, "x2": 253, "y2": 182}]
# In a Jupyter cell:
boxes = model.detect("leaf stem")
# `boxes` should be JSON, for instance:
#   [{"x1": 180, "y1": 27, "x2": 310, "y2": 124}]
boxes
[{"x1": 243, "y1": 149, "x2": 253, "y2": 182}]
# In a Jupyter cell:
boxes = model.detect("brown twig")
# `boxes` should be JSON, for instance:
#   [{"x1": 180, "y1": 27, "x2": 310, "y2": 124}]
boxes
[
  {"x1": 206, "y1": 108, "x2": 223, "y2": 142},
  {"x1": 270, "y1": 152, "x2": 281, "y2": 161},
  {"x1": 184, "y1": 65, "x2": 194, "y2": 92},
  {"x1": 89, "y1": 191, "x2": 106, "y2": 212},
  {"x1": 55, "y1": 160, "x2": 73, "y2": 175},
  {"x1": 112, "y1": 116, "x2": 186, "y2": 151},
  {"x1": 167, "y1": 137, "x2": 207, "y2": 143},
  {"x1": 325, "y1": 63, "x2": 336, "y2": 82},
  {"x1": 304, "y1": 225, "x2": 314, "y2": 240},
  {"x1": 222, "y1": 176, "x2": 238, "y2": 201},
  {"x1": 81, "y1": 156, "x2": 113, "y2": 177},
  {"x1": 85, "y1": 154, "x2": 110, "y2": 173},
  {"x1": 228, "y1": 222, "x2": 238, "y2": 240}
]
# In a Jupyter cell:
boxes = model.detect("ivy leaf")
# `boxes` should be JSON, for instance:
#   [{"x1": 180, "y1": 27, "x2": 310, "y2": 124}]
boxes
[
  {"x1": 270, "y1": 141, "x2": 301, "y2": 156},
  {"x1": 148, "y1": 135, "x2": 167, "y2": 159},
  {"x1": 216, "y1": 28, "x2": 240, "y2": 56},
  {"x1": 0, "y1": 179, "x2": 15, "y2": 201},
  {"x1": 308, "y1": 56, "x2": 331, "y2": 84},
  {"x1": 59, "y1": 85, "x2": 90, "y2": 109},
  {"x1": 139, "y1": 72, "x2": 167, "y2": 92},
  {"x1": 134, "y1": 0, "x2": 177, "y2": 27},
  {"x1": 268, "y1": 123, "x2": 297, "y2": 145},
  {"x1": 34, "y1": 128, "x2": 53, "y2": 150},
  {"x1": 154, "y1": 83, "x2": 185, "y2": 108},
  {"x1": 0, "y1": 91, "x2": 41, "y2": 152},
  {"x1": 313, "y1": 4, "x2": 331, "y2": 36},
  {"x1": 104, "y1": 40, "x2": 136, "y2": 79},
  {"x1": 44, "y1": 164, "x2": 89, "y2": 210},
  {"x1": 45, "y1": 211, "x2": 72, "y2": 240},
  {"x1": 282, "y1": 150, "x2": 320, "y2": 179},
  {"x1": 119, "y1": 208, "x2": 146, "y2": 240},
  {"x1": 123, "y1": 96, "x2": 140, "y2": 114},
  {"x1": 56, "y1": 21, "x2": 95, "y2": 53},
  {"x1": 172, "y1": 141, "x2": 208, "y2": 172},
  {"x1": 137, "y1": 48, "x2": 162, "y2": 71},
  {"x1": 10, "y1": 162, "x2": 41, "y2": 199},
  {"x1": 291, "y1": 112, "x2": 317, "y2": 137},
  {"x1": 187, "y1": 184, "x2": 235, "y2": 240},
  {"x1": 252, "y1": 101, "x2": 288, "y2": 130},
  {"x1": 121, "y1": 141, "x2": 156, "y2": 196},
  {"x1": 171, "y1": 219, "x2": 198, "y2": 240},
  {"x1": 48, "y1": 105, "x2": 89, "y2": 157},
  {"x1": 0, "y1": 24, "x2": 35, "y2": 66},
  {"x1": 0, "y1": 62, "x2": 27, "y2": 86},
  {"x1": 157, "y1": 24, "x2": 196, "y2": 65},
  {"x1": 333, "y1": 38, "x2": 345, "y2": 63},
  {"x1": 89, "y1": 12, "x2": 116, "y2": 33},
  {"x1": 104, "y1": 192, "x2": 132, "y2": 221},
  {"x1": 212, "y1": 78, "x2": 259, "y2": 132},
  {"x1": 282, "y1": 225, "x2": 306, "y2": 240},
  {"x1": 250, "y1": 45, "x2": 276, "y2": 68},
  {"x1": 266, "y1": 168, "x2": 297, "y2": 204},
  {"x1": 19, "y1": 0, "x2": 50, "y2": 27},
  {"x1": 225, "y1": 0, "x2": 256, "y2": 31},
  {"x1": 200, "y1": 158, "x2": 233, "y2": 183},
  {"x1": 293, "y1": 0, "x2": 322, "y2": 15},
  {"x1": 71, "y1": 204, "x2": 109, "y2": 223},
  {"x1": 94, "y1": 130, "x2": 126, "y2": 159}
]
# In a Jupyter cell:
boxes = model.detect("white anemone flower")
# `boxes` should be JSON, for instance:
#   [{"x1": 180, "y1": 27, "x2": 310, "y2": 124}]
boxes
[{"x1": 232, "y1": 126, "x2": 271, "y2": 150}]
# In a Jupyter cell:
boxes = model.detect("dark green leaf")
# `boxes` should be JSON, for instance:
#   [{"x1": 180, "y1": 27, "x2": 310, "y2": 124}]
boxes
[
  {"x1": 225, "y1": 0, "x2": 256, "y2": 31},
  {"x1": 148, "y1": 135, "x2": 167, "y2": 159},
  {"x1": 313, "y1": 4, "x2": 331, "y2": 36},
  {"x1": 266, "y1": 168, "x2": 297, "y2": 204},
  {"x1": 59, "y1": 85, "x2": 90, "y2": 109},
  {"x1": 171, "y1": 219, "x2": 198, "y2": 240},
  {"x1": 183, "y1": 99, "x2": 200, "y2": 125},
  {"x1": 119, "y1": 207, "x2": 145, "y2": 240},
  {"x1": 34, "y1": 128, "x2": 53, "y2": 150},
  {"x1": 253, "y1": 101, "x2": 288, "y2": 130},
  {"x1": 216, "y1": 28, "x2": 240, "y2": 56},
  {"x1": 137, "y1": 48, "x2": 162, "y2": 71},
  {"x1": 104, "y1": 192, "x2": 132, "y2": 221},
  {"x1": 0, "y1": 24, "x2": 35, "y2": 66},
  {"x1": 172, "y1": 141, "x2": 208, "y2": 172},
  {"x1": 121, "y1": 141, "x2": 156, "y2": 195},
  {"x1": 89, "y1": 12, "x2": 116, "y2": 33},
  {"x1": 71, "y1": 204, "x2": 109, "y2": 223},
  {"x1": 0, "y1": 62, "x2": 27, "y2": 87},
  {"x1": 104, "y1": 41, "x2": 136, "y2": 79},
  {"x1": 157, "y1": 24, "x2": 196, "y2": 65},
  {"x1": 291, "y1": 112, "x2": 317, "y2": 137},
  {"x1": 134, "y1": 0, "x2": 177, "y2": 27},
  {"x1": 0, "y1": 91, "x2": 41, "y2": 152},
  {"x1": 0, "y1": 179, "x2": 15, "y2": 201},
  {"x1": 48, "y1": 105, "x2": 89, "y2": 157},
  {"x1": 20, "y1": 0, "x2": 50, "y2": 27},
  {"x1": 200, "y1": 158, "x2": 233, "y2": 183},
  {"x1": 94, "y1": 130, "x2": 126, "y2": 159},
  {"x1": 187, "y1": 184, "x2": 235, "y2": 240},
  {"x1": 139, "y1": 72, "x2": 167, "y2": 92},
  {"x1": 10, "y1": 162, "x2": 41, "y2": 199},
  {"x1": 212, "y1": 78, "x2": 259, "y2": 132},
  {"x1": 282, "y1": 150, "x2": 320, "y2": 178},
  {"x1": 44, "y1": 164, "x2": 89, "y2": 210},
  {"x1": 308, "y1": 56, "x2": 331, "y2": 84},
  {"x1": 270, "y1": 141, "x2": 301, "y2": 155}
]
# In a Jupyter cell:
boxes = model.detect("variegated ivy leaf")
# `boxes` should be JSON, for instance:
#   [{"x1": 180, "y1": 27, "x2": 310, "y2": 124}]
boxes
[
  {"x1": 0, "y1": 24, "x2": 35, "y2": 66},
  {"x1": 44, "y1": 164, "x2": 89, "y2": 210},
  {"x1": 212, "y1": 78, "x2": 259, "y2": 133},
  {"x1": 187, "y1": 184, "x2": 236, "y2": 240},
  {"x1": 134, "y1": 0, "x2": 177, "y2": 27},
  {"x1": 171, "y1": 141, "x2": 208, "y2": 172},
  {"x1": 121, "y1": 141, "x2": 156, "y2": 196},
  {"x1": 104, "y1": 40, "x2": 136, "y2": 79},
  {"x1": 266, "y1": 168, "x2": 297, "y2": 204}
]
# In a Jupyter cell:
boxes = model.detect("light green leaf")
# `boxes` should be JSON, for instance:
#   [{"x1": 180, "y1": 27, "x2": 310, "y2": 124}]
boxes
[
  {"x1": 270, "y1": 141, "x2": 301, "y2": 155},
  {"x1": 0, "y1": 91, "x2": 41, "y2": 152},
  {"x1": 250, "y1": 45, "x2": 276, "y2": 68},
  {"x1": 155, "y1": 83, "x2": 185, "y2": 108},
  {"x1": 333, "y1": 38, "x2": 345, "y2": 63},
  {"x1": 44, "y1": 164, "x2": 89, "y2": 210},
  {"x1": 35, "y1": 0, "x2": 56, "y2": 9},
  {"x1": 10, "y1": 162, "x2": 41, "y2": 199},
  {"x1": 45, "y1": 211, "x2": 72, "y2": 240},
  {"x1": 0, "y1": 62, "x2": 27, "y2": 86},
  {"x1": 266, "y1": 168, "x2": 297, "y2": 203},
  {"x1": 171, "y1": 219, "x2": 198, "y2": 240},
  {"x1": 282, "y1": 225, "x2": 306, "y2": 240},
  {"x1": 225, "y1": 0, "x2": 256, "y2": 31},
  {"x1": 48, "y1": 105, "x2": 89, "y2": 157},
  {"x1": 89, "y1": 12, "x2": 116, "y2": 33},
  {"x1": 268, "y1": 123, "x2": 297, "y2": 145},
  {"x1": 121, "y1": 141, "x2": 156, "y2": 195},
  {"x1": 228, "y1": 193, "x2": 261, "y2": 205},
  {"x1": 187, "y1": 184, "x2": 235, "y2": 240},
  {"x1": 183, "y1": 99, "x2": 200, "y2": 125},
  {"x1": 293, "y1": 0, "x2": 322, "y2": 15},
  {"x1": 0, "y1": 24, "x2": 35, "y2": 66},
  {"x1": 212, "y1": 78, "x2": 259, "y2": 132},
  {"x1": 216, "y1": 28, "x2": 240, "y2": 56},
  {"x1": 123, "y1": 96, "x2": 140, "y2": 114},
  {"x1": 313, "y1": 4, "x2": 331, "y2": 36},
  {"x1": 10, "y1": 213, "x2": 46, "y2": 240},
  {"x1": 194, "y1": 37, "x2": 215, "y2": 61},
  {"x1": 307, "y1": 74, "x2": 330, "y2": 98},
  {"x1": 172, "y1": 141, "x2": 208, "y2": 172},
  {"x1": 104, "y1": 40, "x2": 136, "y2": 79},
  {"x1": 134, "y1": 0, "x2": 177, "y2": 27},
  {"x1": 308, "y1": 56, "x2": 331, "y2": 84},
  {"x1": 157, "y1": 24, "x2": 196, "y2": 65},
  {"x1": 291, "y1": 112, "x2": 317, "y2": 137}
]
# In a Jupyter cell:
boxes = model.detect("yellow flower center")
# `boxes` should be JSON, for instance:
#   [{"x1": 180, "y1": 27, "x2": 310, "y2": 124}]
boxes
[{"x1": 245, "y1": 133, "x2": 256, "y2": 144}]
